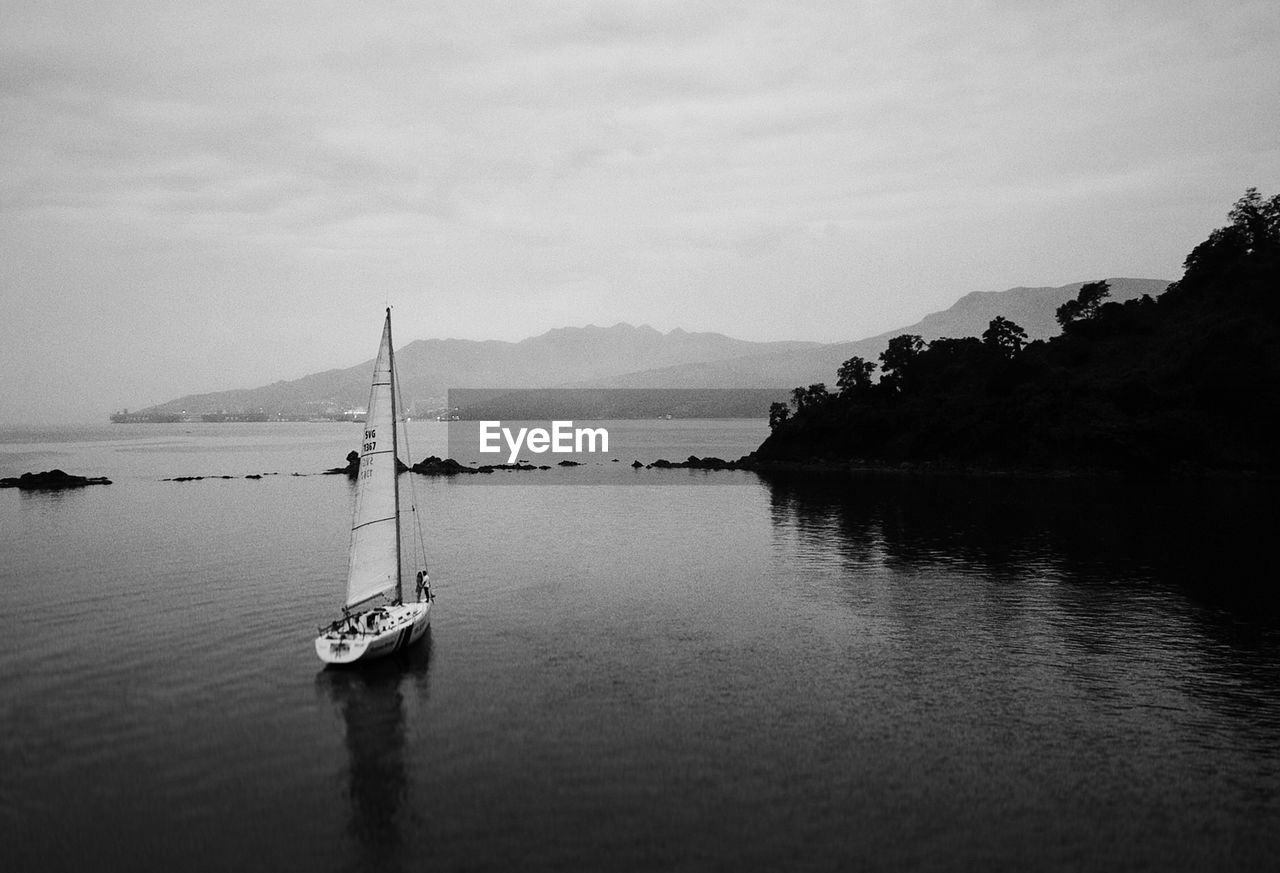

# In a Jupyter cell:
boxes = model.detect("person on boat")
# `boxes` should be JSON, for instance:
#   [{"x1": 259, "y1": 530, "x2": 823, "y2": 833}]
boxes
[{"x1": 416, "y1": 569, "x2": 433, "y2": 601}]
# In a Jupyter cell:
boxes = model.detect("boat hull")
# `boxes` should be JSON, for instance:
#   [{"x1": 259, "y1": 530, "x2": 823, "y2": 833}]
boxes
[{"x1": 315, "y1": 601, "x2": 431, "y2": 665}]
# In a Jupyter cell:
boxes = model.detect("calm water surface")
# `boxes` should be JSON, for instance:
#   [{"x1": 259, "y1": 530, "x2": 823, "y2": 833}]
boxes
[{"x1": 1, "y1": 423, "x2": 1277, "y2": 872}]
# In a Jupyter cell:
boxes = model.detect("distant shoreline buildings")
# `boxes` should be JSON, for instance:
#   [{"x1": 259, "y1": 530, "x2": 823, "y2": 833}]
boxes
[{"x1": 109, "y1": 408, "x2": 368, "y2": 424}]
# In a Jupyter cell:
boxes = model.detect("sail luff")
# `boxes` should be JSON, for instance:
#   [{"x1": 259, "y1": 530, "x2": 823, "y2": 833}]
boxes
[
  {"x1": 387, "y1": 308, "x2": 404, "y2": 605},
  {"x1": 344, "y1": 310, "x2": 400, "y2": 609}
]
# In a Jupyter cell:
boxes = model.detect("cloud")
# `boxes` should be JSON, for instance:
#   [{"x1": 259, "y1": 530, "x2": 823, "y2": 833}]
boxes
[{"x1": 2, "y1": 0, "x2": 1279, "y2": 420}]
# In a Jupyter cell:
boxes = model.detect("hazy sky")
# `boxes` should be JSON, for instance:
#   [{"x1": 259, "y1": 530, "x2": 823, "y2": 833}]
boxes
[{"x1": 2, "y1": 0, "x2": 1277, "y2": 423}]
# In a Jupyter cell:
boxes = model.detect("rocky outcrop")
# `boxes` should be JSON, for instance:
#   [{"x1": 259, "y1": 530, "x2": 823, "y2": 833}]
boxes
[
  {"x1": 645, "y1": 455, "x2": 747, "y2": 470},
  {"x1": 1, "y1": 469, "x2": 112, "y2": 490},
  {"x1": 323, "y1": 452, "x2": 757, "y2": 477},
  {"x1": 409, "y1": 455, "x2": 560, "y2": 474},
  {"x1": 410, "y1": 456, "x2": 492, "y2": 475},
  {"x1": 324, "y1": 451, "x2": 361, "y2": 477}
]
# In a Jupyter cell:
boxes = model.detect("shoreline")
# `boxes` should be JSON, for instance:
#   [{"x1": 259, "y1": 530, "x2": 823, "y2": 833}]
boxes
[{"x1": 742, "y1": 457, "x2": 1276, "y2": 481}]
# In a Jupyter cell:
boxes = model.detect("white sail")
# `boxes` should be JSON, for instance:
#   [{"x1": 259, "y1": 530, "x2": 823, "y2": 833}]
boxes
[{"x1": 345, "y1": 311, "x2": 402, "y2": 608}]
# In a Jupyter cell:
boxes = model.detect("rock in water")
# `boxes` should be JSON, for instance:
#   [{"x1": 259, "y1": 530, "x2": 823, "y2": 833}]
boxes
[
  {"x1": 0, "y1": 469, "x2": 112, "y2": 490},
  {"x1": 323, "y1": 451, "x2": 361, "y2": 476}
]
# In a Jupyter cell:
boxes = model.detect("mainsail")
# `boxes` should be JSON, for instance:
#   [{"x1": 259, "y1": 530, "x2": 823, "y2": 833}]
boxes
[{"x1": 345, "y1": 310, "x2": 402, "y2": 608}]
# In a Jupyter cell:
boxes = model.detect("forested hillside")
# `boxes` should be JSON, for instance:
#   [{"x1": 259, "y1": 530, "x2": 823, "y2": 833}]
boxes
[{"x1": 755, "y1": 190, "x2": 1280, "y2": 474}]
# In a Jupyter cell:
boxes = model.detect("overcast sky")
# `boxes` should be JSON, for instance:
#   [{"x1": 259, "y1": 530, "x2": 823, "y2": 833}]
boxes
[{"x1": 2, "y1": 0, "x2": 1277, "y2": 423}]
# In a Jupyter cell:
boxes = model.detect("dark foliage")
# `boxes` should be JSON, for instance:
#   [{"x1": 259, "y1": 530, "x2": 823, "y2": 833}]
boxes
[
  {"x1": 768, "y1": 401, "x2": 790, "y2": 430},
  {"x1": 835, "y1": 356, "x2": 877, "y2": 395},
  {"x1": 1055, "y1": 280, "x2": 1111, "y2": 331},
  {"x1": 982, "y1": 316, "x2": 1028, "y2": 358},
  {"x1": 756, "y1": 190, "x2": 1280, "y2": 473}
]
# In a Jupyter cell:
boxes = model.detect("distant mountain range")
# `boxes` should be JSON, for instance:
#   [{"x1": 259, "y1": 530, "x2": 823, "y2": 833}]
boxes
[
  {"x1": 571, "y1": 278, "x2": 1171, "y2": 390},
  {"x1": 129, "y1": 278, "x2": 1169, "y2": 418}
]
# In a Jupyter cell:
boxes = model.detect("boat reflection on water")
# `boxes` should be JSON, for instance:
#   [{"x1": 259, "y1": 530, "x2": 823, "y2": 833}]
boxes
[{"x1": 315, "y1": 632, "x2": 433, "y2": 866}]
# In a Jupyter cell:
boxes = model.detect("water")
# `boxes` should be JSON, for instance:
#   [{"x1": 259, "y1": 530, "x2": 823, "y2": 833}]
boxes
[{"x1": 2, "y1": 424, "x2": 1278, "y2": 871}]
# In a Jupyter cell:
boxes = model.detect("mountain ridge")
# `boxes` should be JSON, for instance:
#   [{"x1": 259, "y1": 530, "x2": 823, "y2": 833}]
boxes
[
  {"x1": 564, "y1": 278, "x2": 1170, "y2": 390},
  {"x1": 126, "y1": 278, "x2": 1170, "y2": 418}
]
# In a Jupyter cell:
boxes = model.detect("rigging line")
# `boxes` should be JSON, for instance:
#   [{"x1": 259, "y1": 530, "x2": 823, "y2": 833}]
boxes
[{"x1": 393, "y1": 340, "x2": 430, "y2": 573}]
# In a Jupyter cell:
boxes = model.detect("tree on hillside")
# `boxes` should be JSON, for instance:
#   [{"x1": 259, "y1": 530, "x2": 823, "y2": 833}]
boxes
[
  {"x1": 982, "y1": 316, "x2": 1028, "y2": 358},
  {"x1": 925, "y1": 337, "x2": 983, "y2": 358},
  {"x1": 914, "y1": 338, "x2": 985, "y2": 387},
  {"x1": 768, "y1": 402, "x2": 790, "y2": 430},
  {"x1": 1055, "y1": 280, "x2": 1111, "y2": 330},
  {"x1": 790, "y1": 383, "x2": 831, "y2": 412},
  {"x1": 879, "y1": 334, "x2": 925, "y2": 392},
  {"x1": 836, "y1": 356, "x2": 877, "y2": 395},
  {"x1": 1227, "y1": 187, "x2": 1280, "y2": 255},
  {"x1": 1180, "y1": 188, "x2": 1280, "y2": 286}
]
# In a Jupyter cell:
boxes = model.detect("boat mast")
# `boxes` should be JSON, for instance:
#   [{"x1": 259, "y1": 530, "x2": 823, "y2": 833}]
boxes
[{"x1": 385, "y1": 306, "x2": 404, "y2": 605}]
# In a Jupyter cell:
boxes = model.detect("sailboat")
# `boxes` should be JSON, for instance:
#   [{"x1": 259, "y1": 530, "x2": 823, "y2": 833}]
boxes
[{"x1": 316, "y1": 308, "x2": 433, "y2": 665}]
